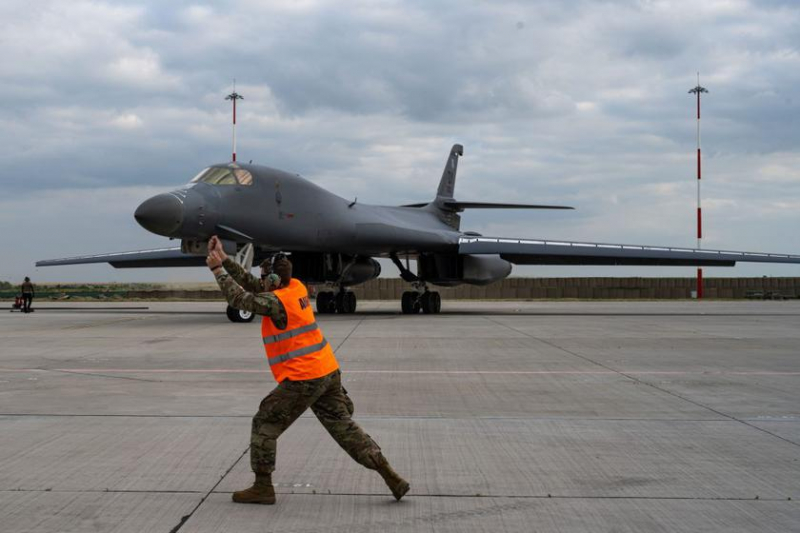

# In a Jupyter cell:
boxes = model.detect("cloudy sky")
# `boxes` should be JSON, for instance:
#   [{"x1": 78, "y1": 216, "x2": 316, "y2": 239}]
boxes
[{"x1": 1, "y1": 0, "x2": 799, "y2": 283}]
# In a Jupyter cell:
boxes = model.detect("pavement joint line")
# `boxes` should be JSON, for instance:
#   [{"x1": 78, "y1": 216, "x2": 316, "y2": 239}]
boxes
[
  {"x1": 484, "y1": 316, "x2": 800, "y2": 450},
  {"x1": 0, "y1": 488, "x2": 793, "y2": 503},
  {"x1": 0, "y1": 488, "x2": 204, "y2": 494},
  {"x1": 168, "y1": 444, "x2": 250, "y2": 533},
  {"x1": 3, "y1": 368, "x2": 800, "y2": 376},
  {"x1": 332, "y1": 317, "x2": 365, "y2": 353},
  {"x1": 59, "y1": 316, "x2": 149, "y2": 330},
  {"x1": 274, "y1": 493, "x2": 797, "y2": 503},
  {"x1": 0, "y1": 413, "x2": 750, "y2": 421},
  {"x1": 45, "y1": 368, "x2": 162, "y2": 384},
  {"x1": 21, "y1": 307, "x2": 800, "y2": 318}
]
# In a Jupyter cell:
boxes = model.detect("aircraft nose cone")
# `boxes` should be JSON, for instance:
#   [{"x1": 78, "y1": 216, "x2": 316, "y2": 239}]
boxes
[{"x1": 134, "y1": 193, "x2": 184, "y2": 236}]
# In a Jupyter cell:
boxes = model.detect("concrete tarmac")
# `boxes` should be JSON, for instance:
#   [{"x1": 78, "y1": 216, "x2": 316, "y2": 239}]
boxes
[{"x1": 1, "y1": 301, "x2": 799, "y2": 532}]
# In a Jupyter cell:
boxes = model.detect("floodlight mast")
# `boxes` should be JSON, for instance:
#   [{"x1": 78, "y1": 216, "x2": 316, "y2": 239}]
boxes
[
  {"x1": 225, "y1": 81, "x2": 244, "y2": 162},
  {"x1": 689, "y1": 73, "x2": 708, "y2": 299}
]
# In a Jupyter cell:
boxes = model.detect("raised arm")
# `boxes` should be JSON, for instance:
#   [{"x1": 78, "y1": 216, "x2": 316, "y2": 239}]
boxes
[
  {"x1": 207, "y1": 237, "x2": 287, "y2": 328},
  {"x1": 207, "y1": 236, "x2": 262, "y2": 292},
  {"x1": 221, "y1": 257, "x2": 263, "y2": 293}
]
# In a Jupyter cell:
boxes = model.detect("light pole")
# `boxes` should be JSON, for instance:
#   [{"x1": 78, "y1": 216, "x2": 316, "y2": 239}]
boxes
[
  {"x1": 689, "y1": 75, "x2": 708, "y2": 299},
  {"x1": 226, "y1": 82, "x2": 244, "y2": 162}
]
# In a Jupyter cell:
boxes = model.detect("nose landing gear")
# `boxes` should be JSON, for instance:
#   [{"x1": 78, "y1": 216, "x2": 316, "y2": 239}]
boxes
[{"x1": 226, "y1": 305, "x2": 255, "y2": 323}]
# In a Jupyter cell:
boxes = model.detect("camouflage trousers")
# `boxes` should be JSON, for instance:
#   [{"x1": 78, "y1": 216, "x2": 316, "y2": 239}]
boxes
[{"x1": 250, "y1": 369, "x2": 385, "y2": 475}]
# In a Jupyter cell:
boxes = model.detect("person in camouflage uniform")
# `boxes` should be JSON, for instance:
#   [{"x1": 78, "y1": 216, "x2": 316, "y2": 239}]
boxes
[{"x1": 206, "y1": 236, "x2": 409, "y2": 505}]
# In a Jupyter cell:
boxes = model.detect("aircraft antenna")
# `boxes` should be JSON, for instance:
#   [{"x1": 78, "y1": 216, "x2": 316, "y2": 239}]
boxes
[
  {"x1": 225, "y1": 80, "x2": 244, "y2": 162},
  {"x1": 689, "y1": 73, "x2": 708, "y2": 299}
]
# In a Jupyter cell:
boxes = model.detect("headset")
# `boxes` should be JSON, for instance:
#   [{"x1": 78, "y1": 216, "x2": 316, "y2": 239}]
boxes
[{"x1": 260, "y1": 253, "x2": 289, "y2": 289}]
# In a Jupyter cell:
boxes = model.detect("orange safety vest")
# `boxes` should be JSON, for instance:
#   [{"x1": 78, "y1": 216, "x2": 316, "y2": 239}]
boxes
[{"x1": 261, "y1": 279, "x2": 339, "y2": 382}]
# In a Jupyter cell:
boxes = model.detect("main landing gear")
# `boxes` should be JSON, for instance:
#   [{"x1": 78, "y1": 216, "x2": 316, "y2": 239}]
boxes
[
  {"x1": 316, "y1": 289, "x2": 357, "y2": 314},
  {"x1": 389, "y1": 253, "x2": 443, "y2": 315},
  {"x1": 401, "y1": 289, "x2": 442, "y2": 314}
]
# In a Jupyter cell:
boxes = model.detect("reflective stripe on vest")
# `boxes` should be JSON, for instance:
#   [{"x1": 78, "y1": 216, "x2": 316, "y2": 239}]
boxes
[
  {"x1": 263, "y1": 322, "x2": 319, "y2": 345},
  {"x1": 261, "y1": 279, "x2": 339, "y2": 382},
  {"x1": 268, "y1": 339, "x2": 329, "y2": 366}
]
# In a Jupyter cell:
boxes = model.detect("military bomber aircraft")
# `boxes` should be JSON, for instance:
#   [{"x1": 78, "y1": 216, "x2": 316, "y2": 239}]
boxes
[{"x1": 38, "y1": 144, "x2": 800, "y2": 321}]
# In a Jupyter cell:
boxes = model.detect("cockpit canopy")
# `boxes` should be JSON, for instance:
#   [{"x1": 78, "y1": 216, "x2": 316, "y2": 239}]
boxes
[{"x1": 190, "y1": 166, "x2": 253, "y2": 186}]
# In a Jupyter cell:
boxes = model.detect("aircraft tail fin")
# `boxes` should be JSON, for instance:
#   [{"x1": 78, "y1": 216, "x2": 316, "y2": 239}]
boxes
[{"x1": 436, "y1": 144, "x2": 463, "y2": 200}]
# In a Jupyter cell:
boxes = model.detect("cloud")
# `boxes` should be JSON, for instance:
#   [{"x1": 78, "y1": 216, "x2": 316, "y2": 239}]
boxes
[
  {"x1": 0, "y1": 0, "x2": 799, "y2": 282},
  {"x1": 110, "y1": 112, "x2": 144, "y2": 129},
  {"x1": 105, "y1": 49, "x2": 180, "y2": 89}
]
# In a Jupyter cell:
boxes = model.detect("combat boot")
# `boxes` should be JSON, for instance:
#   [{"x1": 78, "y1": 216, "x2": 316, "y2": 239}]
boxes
[
  {"x1": 232, "y1": 473, "x2": 276, "y2": 504},
  {"x1": 376, "y1": 457, "x2": 410, "y2": 501}
]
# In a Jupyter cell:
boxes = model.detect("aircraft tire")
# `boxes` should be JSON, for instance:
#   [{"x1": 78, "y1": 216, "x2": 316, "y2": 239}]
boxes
[
  {"x1": 421, "y1": 292, "x2": 433, "y2": 314},
  {"x1": 401, "y1": 291, "x2": 414, "y2": 314},
  {"x1": 421, "y1": 291, "x2": 441, "y2": 314},
  {"x1": 431, "y1": 291, "x2": 442, "y2": 313},
  {"x1": 317, "y1": 292, "x2": 332, "y2": 314},
  {"x1": 226, "y1": 305, "x2": 254, "y2": 323},
  {"x1": 335, "y1": 291, "x2": 347, "y2": 314},
  {"x1": 345, "y1": 291, "x2": 357, "y2": 313},
  {"x1": 401, "y1": 291, "x2": 421, "y2": 314}
]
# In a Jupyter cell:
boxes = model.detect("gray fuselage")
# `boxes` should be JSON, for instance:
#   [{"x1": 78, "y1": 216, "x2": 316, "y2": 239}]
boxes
[{"x1": 135, "y1": 163, "x2": 462, "y2": 257}]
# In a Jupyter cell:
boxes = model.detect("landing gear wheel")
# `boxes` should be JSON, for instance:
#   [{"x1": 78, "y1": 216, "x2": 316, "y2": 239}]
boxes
[
  {"x1": 346, "y1": 291, "x2": 357, "y2": 313},
  {"x1": 335, "y1": 292, "x2": 346, "y2": 313},
  {"x1": 431, "y1": 291, "x2": 441, "y2": 313},
  {"x1": 421, "y1": 291, "x2": 441, "y2": 314},
  {"x1": 401, "y1": 291, "x2": 421, "y2": 314},
  {"x1": 334, "y1": 291, "x2": 357, "y2": 314},
  {"x1": 317, "y1": 291, "x2": 335, "y2": 314},
  {"x1": 226, "y1": 305, "x2": 255, "y2": 323}
]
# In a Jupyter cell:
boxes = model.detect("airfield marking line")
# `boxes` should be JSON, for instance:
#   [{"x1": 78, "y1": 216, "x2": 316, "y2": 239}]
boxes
[
  {"x1": 483, "y1": 316, "x2": 800, "y2": 450},
  {"x1": 3, "y1": 368, "x2": 800, "y2": 376}
]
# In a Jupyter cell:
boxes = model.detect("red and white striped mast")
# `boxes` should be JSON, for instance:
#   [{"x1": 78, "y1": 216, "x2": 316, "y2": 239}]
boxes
[
  {"x1": 225, "y1": 81, "x2": 244, "y2": 162},
  {"x1": 689, "y1": 74, "x2": 708, "y2": 299}
]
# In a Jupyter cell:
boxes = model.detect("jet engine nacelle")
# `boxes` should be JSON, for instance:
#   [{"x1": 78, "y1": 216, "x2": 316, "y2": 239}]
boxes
[
  {"x1": 460, "y1": 254, "x2": 513, "y2": 285},
  {"x1": 340, "y1": 256, "x2": 382, "y2": 286},
  {"x1": 418, "y1": 253, "x2": 512, "y2": 286}
]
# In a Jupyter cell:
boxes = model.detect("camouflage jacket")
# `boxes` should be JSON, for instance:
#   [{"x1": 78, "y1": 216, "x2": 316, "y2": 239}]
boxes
[{"x1": 214, "y1": 258, "x2": 287, "y2": 329}]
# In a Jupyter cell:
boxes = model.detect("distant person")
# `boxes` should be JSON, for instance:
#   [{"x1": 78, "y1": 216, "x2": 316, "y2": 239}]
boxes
[
  {"x1": 20, "y1": 277, "x2": 34, "y2": 313},
  {"x1": 205, "y1": 235, "x2": 409, "y2": 505}
]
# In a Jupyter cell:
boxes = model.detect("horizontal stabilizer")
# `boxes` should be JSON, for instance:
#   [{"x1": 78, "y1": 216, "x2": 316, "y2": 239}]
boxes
[
  {"x1": 459, "y1": 237, "x2": 800, "y2": 267},
  {"x1": 36, "y1": 247, "x2": 206, "y2": 269}
]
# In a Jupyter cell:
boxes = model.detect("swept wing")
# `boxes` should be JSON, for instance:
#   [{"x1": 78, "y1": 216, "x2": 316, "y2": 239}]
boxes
[
  {"x1": 459, "y1": 237, "x2": 800, "y2": 267},
  {"x1": 36, "y1": 247, "x2": 205, "y2": 269}
]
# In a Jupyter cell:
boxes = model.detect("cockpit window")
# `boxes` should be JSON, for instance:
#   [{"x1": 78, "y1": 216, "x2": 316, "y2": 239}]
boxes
[
  {"x1": 233, "y1": 169, "x2": 253, "y2": 185},
  {"x1": 190, "y1": 167, "x2": 253, "y2": 186}
]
